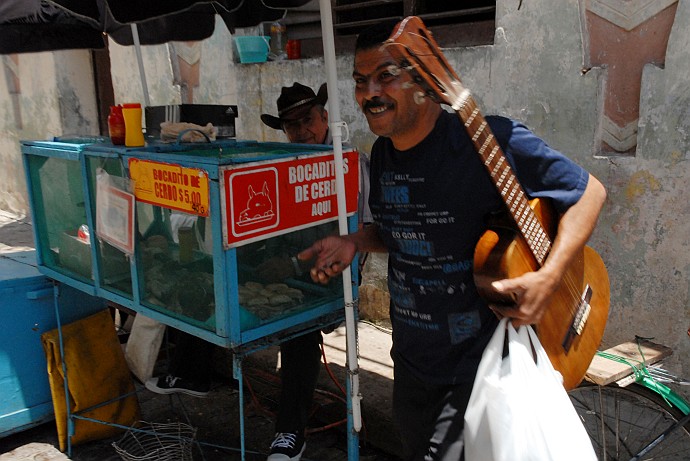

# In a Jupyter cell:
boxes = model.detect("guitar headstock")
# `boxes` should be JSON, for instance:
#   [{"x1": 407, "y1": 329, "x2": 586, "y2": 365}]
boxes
[{"x1": 385, "y1": 16, "x2": 469, "y2": 110}]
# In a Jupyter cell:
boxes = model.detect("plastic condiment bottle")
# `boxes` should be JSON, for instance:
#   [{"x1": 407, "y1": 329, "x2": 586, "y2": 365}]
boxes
[
  {"x1": 269, "y1": 20, "x2": 287, "y2": 61},
  {"x1": 122, "y1": 103, "x2": 145, "y2": 147},
  {"x1": 108, "y1": 105, "x2": 125, "y2": 145}
]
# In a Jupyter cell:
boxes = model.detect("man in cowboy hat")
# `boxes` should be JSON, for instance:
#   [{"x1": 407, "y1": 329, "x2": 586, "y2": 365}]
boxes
[
  {"x1": 260, "y1": 82, "x2": 371, "y2": 461},
  {"x1": 261, "y1": 82, "x2": 330, "y2": 145}
]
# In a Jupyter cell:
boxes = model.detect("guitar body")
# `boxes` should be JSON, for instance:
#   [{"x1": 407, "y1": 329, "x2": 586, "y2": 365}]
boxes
[{"x1": 474, "y1": 198, "x2": 610, "y2": 390}]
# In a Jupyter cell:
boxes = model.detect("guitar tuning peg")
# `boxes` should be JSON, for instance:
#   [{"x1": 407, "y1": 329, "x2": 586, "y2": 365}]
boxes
[{"x1": 413, "y1": 91, "x2": 426, "y2": 105}]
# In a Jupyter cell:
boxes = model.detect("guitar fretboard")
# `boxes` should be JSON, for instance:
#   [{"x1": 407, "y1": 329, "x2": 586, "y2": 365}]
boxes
[{"x1": 457, "y1": 94, "x2": 552, "y2": 265}]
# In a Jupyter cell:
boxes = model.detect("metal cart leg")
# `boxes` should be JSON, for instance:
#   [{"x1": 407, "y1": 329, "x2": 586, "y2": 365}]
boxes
[
  {"x1": 52, "y1": 282, "x2": 75, "y2": 457},
  {"x1": 233, "y1": 354, "x2": 246, "y2": 461},
  {"x1": 346, "y1": 368, "x2": 360, "y2": 461}
]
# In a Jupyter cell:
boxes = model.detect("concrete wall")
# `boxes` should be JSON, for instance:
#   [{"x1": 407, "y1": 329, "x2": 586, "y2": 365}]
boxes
[
  {"x1": 0, "y1": 50, "x2": 98, "y2": 214},
  {"x1": 1, "y1": 3, "x2": 688, "y2": 388},
  {"x1": 108, "y1": 18, "x2": 238, "y2": 108}
]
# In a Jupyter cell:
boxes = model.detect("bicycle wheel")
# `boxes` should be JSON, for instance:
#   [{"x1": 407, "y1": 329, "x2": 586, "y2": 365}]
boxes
[{"x1": 569, "y1": 382, "x2": 690, "y2": 461}]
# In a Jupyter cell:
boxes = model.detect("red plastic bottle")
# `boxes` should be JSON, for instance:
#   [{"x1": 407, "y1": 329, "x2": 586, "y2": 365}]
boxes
[{"x1": 108, "y1": 105, "x2": 125, "y2": 145}]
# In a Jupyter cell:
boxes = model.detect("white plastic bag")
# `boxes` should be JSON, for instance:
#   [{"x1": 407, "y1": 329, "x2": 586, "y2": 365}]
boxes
[
  {"x1": 124, "y1": 314, "x2": 166, "y2": 383},
  {"x1": 464, "y1": 318, "x2": 508, "y2": 461},
  {"x1": 464, "y1": 318, "x2": 597, "y2": 461}
]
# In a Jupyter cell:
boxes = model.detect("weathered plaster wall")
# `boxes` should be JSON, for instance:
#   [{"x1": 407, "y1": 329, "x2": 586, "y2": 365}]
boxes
[
  {"x1": 600, "y1": 0, "x2": 690, "y2": 375},
  {"x1": 109, "y1": 42, "x2": 177, "y2": 105},
  {"x1": 0, "y1": 50, "x2": 97, "y2": 215},
  {"x1": 108, "y1": 16, "x2": 238, "y2": 109}
]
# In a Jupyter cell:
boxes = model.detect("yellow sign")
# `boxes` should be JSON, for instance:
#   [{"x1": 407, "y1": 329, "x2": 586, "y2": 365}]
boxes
[{"x1": 128, "y1": 158, "x2": 210, "y2": 217}]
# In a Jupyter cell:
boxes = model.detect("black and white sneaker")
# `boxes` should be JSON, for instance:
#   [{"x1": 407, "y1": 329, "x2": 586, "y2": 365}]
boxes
[
  {"x1": 267, "y1": 432, "x2": 306, "y2": 461},
  {"x1": 145, "y1": 374, "x2": 210, "y2": 398}
]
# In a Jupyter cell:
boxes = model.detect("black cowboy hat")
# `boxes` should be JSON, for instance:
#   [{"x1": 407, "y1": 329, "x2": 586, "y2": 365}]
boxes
[{"x1": 260, "y1": 82, "x2": 328, "y2": 130}]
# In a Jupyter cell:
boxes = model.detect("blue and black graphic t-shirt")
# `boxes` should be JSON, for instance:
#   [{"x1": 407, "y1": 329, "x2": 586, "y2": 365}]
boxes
[{"x1": 369, "y1": 110, "x2": 589, "y2": 385}]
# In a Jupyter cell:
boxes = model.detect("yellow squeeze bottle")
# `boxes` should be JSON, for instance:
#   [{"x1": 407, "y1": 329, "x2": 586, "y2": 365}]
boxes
[{"x1": 122, "y1": 103, "x2": 145, "y2": 147}]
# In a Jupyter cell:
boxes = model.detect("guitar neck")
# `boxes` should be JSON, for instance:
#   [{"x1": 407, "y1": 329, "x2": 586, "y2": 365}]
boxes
[
  {"x1": 456, "y1": 95, "x2": 552, "y2": 265},
  {"x1": 386, "y1": 15, "x2": 552, "y2": 265}
]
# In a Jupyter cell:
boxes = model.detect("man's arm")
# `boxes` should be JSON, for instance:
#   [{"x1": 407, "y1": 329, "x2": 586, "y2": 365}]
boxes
[
  {"x1": 491, "y1": 173, "x2": 607, "y2": 326},
  {"x1": 298, "y1": 224, "x2": 386, "y2": 284}
]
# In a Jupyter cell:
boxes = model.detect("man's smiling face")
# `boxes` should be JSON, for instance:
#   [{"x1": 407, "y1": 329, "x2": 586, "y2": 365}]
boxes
[{"x1": 353, "y1": 45, "x2": 440, "y2": 150}]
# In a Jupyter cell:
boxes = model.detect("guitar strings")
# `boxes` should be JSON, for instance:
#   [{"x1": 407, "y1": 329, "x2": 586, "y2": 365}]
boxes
[{"x1": 512, "y1": 237, "x2": 585, "y2": 319}]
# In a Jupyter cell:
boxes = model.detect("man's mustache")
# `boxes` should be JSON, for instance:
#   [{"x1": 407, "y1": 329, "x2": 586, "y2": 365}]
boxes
[{"x1": 363, "y1": 98, "x2": 388, "y2": 112}]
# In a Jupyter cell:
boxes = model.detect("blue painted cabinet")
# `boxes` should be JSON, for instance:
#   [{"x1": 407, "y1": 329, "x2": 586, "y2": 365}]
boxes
[{"x1": 0, "y1": 251, "x2": 104, "y2": 437}]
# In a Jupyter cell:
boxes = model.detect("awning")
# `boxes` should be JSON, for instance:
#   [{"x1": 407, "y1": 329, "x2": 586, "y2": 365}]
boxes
[{"x1": 0, "y1": 0, "x2": 313, "y2": 53}]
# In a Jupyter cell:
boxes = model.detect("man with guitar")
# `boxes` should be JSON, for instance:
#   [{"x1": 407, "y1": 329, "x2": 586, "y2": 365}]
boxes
[{"x1": 298, "y1": 18, "x2": 607, "y2": 461}]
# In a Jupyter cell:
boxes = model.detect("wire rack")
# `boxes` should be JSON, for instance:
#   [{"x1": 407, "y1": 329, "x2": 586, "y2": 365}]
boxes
[{"x1": 112, "y1": 421, "x2": 197, "y2": 461}]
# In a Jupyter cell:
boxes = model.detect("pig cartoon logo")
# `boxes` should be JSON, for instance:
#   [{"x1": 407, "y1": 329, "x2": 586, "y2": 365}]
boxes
[{"x1": 237, "y1": 181, "x2": 275, "y2": 226}]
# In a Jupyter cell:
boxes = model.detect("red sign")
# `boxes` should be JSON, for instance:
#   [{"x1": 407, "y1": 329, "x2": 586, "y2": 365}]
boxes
[{"x1": 221, "y1": 150, "x2": 359, "y2": 247}]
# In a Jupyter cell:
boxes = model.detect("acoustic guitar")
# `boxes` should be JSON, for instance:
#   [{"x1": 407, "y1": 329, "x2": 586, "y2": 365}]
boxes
[{"x1": 386, "y1": 16, "x2": 610, "y2": 390}]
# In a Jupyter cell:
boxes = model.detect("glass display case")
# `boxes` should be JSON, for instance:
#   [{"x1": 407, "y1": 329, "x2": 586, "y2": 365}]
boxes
[
  {"x1": 24, "y1": 146, "x2": 92, "y2": 283},
  {"x1": 22, "y1": 139, "x2": 360, "y2": 351}
]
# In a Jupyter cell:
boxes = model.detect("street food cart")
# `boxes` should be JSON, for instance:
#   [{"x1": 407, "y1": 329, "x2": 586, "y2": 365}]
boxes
[{"x1": 21, "y1": 137, "x2": 361, "y2": 455}]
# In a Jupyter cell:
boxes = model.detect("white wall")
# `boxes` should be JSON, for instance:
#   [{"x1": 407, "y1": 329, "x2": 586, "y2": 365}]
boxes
[{"x1": 0, "y1": 49, "x2": 98, "y2": 214}]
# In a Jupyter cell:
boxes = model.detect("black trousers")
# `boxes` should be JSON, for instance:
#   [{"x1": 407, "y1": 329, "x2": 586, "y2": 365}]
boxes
[
  {"x1": 275, "y1": 329, "x2": 323, "y2": 435},
  {"x1": 393, "y1": 362, "x2": 472, "y2": 461},
  {"x1": 169, "y1": 330, "x2": 214, "y2": 386}
]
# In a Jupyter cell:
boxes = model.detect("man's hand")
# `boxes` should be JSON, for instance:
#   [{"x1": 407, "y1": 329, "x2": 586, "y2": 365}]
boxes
[
  {"x1": 491, "y1": 174, "x2": 607, "y2": 327},
  {"x1": 298, "y1": 235, "x2": 358, "y2": 284},
  {"x1": 489, "y1": 268, "x2": 561, "y2": 327}
]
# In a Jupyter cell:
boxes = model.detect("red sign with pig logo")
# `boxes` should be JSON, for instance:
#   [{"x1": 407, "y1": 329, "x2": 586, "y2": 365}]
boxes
[{"x1": 221, "y1": 150, "x2": 359, "y2": 248}]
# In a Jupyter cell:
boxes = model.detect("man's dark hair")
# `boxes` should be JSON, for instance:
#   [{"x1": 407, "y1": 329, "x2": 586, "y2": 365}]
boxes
[{"x1": 354, "y1": 18, "x2": 402, "y2": 52}]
